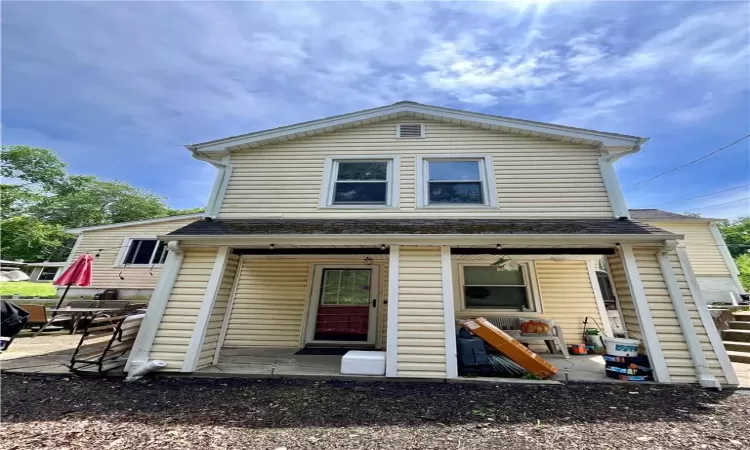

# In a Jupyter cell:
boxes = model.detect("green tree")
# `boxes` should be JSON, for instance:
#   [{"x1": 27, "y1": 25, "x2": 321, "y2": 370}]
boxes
[
  {"x1": 735, "y1": 254, "x2": 750, "y2": 291},
  {"x1": 0, "y1": 217, "x2": 74, "y2": 262},
  {"x1": 1, "y1": 145, "x2": 66, "y2": 188},
  {"x1": 718, "y1": 217, "x2": 750, "y2": 259},
  {"x1": 0, "y1": 145, "x2": 202, "y2": 262}
]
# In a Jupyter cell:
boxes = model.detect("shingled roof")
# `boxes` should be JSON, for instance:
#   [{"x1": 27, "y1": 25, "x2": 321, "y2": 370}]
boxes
[
  {"x1": 629, "y1": 209, "x2": 723, "y2": 222},
  {"x1": 168, "y1": 218, "x2": 676, "y2": 237}
]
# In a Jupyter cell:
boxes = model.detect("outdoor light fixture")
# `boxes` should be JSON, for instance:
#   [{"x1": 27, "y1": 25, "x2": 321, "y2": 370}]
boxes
[
  {"x1": 269, "y1": 243, "x2": 275, "y2": 250},
  {"x1": 496, "y1": 244, "x2": 502, "y2": 251},
  {"x1": 380, "y1": 244, "x2": 386, "y2": 251}
]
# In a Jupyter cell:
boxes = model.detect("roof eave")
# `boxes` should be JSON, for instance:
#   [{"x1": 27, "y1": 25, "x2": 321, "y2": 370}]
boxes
[
  {"x1": 185, "y1": 102, "x2": 647, "y2": 154},
  {"x1": 66, "y1": 214, "x2": 204, "y2": 235}
]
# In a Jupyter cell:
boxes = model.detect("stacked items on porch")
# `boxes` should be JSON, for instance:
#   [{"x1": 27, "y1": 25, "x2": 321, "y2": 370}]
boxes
[
  {"x1": 456, "y1": 317, "x2": 557, "y2": 379},
  {"x1": 601, "y1": 336, "x2": 653, "y2": 381}
]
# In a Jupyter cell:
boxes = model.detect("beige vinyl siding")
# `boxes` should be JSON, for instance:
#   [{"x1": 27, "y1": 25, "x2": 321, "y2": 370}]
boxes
[
  {"x1": 629, "y1": 248, "x2": 728, "y2": 384},
  {"x1": 149, "y1": 248, "x2": 218, "y2": 369},
  {"x1": 666, "y1": 251, "x2": 727, "y2": 384},
  {"x1": 606, "y1": 252, "x2": 642, "y2": 341},
  {"x1": 453, "y1": 259, "x2": 600, "y2": 347},
  {"x1": 644, "y1": 221, "x2": 730, "y2": 276},
  {"x1": 397, "y1": 247, "x2": 447, "y2": 378},
  {"x1": 223, "y1": 257, "x2": 388, "y2": 349},
  {"x1": 220, "y1": 119, "x2": 612, "y2": 219},
  {"x1": 68, "y1": 217, "x2": 199, "y2": 290},
  {"x1": 196, "y1": 253, "x2": 240, "y2": 369}
]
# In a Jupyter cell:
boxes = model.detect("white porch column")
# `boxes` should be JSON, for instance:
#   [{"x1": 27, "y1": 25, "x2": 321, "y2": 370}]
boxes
[
  {"x1": 676, "y1": 245, "x2": 740, "y2": 386},
  {"x1": 182, "y1": 246, "x2": 231, "y2": 372},
  {"x1": 586, "y1": 259, "x2": 614, "y2": 338},
  {"x1": 658, "y1": 244, "x2": 721, "y2": 388},
  {"x1": 440, "y1": 246, "x2": 458, "y2": 379},
  {"x1": 618, "y1": 244, "x2": 671, "y2": 382},
  {"x1": 385, "y1": 245, "x2": 400, "y2": 377},
  {"x1": 126, "y1": 241, "x2": 184, "y2": 372}
]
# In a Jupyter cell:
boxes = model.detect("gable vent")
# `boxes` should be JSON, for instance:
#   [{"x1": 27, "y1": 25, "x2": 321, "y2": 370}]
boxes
[{"x1": 396, "y1": 123, "x2": 424, "y2": 138}]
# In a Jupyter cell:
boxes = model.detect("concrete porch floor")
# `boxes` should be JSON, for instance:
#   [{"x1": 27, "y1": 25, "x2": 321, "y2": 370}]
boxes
[{"x1": 198, "y1": 347, "x2": 612, "y2": 383}]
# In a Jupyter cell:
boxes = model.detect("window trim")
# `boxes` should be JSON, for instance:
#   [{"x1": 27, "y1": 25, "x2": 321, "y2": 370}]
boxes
[
  {"x1": 114, "y1": 236, "x2": 168, "y2": 267},
  {"x1": 319, "y1": 156, "x2": 400, "y2": 209},
  {"x1": 416, "y1": 155, "x2": 498, "y2": 208},
  {"x1": 395, "y1": 123, "x2": 426, "y2": 139},
  {"x1": 455, "y1": 262, "x2": 542, "y2": 313}
]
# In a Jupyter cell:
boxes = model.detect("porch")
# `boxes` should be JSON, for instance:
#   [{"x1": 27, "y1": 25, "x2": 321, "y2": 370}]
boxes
[
  {"x1": 197, "y1": 346, "x2": 611, "y2": 383},
  {"x1": 130, "y1": 230, "x2": 738, "y2": 387}
]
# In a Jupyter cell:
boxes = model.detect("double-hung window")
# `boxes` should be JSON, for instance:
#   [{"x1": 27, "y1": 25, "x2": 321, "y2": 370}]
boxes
[
  {"x1": 461, "y1": 265, "x2": 536, "y2": 311},
  {"x1": 417, "y1": 156, "x2": 496, "y2": 207},
  {"x1": 121, "y1": 239, "x2": 168, "y2": 265},
  {"x1": 322, "y1": 158, "x2": 397, "y2": 207}
]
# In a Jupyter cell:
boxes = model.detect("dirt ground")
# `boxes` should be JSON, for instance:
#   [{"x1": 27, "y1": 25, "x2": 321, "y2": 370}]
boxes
[{"x1": 2, "y1": 374, "x2": 749, "y2": 450}]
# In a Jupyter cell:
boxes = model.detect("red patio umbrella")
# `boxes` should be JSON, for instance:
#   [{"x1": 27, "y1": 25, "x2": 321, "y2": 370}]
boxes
[{"x1": 53, "y1": 253, "x2": 93, "y2": 309}]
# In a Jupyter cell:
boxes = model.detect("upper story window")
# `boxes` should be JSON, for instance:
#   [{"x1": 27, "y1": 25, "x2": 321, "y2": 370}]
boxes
[
  {"x1": 321, "y1": 157, "x2": 399, "y2": 208},
  {"x1": 122, "y1": 239, "x2": 168, "y2": 265},
  {"x1": 416, "y1": 156, "x2": 497, "y2": 208}
]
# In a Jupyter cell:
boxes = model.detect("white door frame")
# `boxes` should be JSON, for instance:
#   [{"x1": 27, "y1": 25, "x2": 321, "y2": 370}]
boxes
[{"x1": 305, "y1": 264, "x2": 380, "y2": 346}]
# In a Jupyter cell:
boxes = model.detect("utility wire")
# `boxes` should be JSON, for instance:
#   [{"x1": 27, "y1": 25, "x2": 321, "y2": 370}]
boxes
[
  {"x1": 679, "y1": 196, "x2": 750, "y2": 212},
  {"x1": 640, "y1": 184, "x2": 750, "y2": 208},
  {"x1": 624, "y1": 134, "x2": 750, "y2": 188}
]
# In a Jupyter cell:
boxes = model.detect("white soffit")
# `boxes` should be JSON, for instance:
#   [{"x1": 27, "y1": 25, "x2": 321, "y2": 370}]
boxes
[{"x1": 186, "y1": 102, "x2": 647, "y2": 154}]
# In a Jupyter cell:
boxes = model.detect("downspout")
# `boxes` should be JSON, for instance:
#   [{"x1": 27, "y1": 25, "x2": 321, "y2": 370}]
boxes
[
  {"x1": 598, "y1": 138, "x2": 648, "y2": 219},
  {"x1": 187, "y1": 145, "x2": 229, "y2": 219}
]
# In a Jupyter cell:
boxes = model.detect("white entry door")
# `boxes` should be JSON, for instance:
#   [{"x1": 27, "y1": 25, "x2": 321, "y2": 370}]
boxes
[{"x1": 305, "y1": 265, "x2": 380, "y2": 346}]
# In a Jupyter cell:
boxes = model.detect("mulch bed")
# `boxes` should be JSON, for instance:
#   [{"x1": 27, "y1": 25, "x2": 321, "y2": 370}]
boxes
[{"x1": 1, "y1": 374, "x2": 749, "y2": 449}]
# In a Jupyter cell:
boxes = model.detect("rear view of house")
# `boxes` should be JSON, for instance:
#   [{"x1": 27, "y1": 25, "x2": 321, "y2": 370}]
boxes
[{"x1": 125, "y1": 101, "x2": 738, "y2": 387}]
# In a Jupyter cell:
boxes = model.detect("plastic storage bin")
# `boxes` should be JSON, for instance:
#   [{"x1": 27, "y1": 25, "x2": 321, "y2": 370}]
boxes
[
  {"x1": 340, "y1": 350, "x2": 386, "y2": 375},
  {"x1": 602, "y1": 337, "x2": 640, "y2": 357}
]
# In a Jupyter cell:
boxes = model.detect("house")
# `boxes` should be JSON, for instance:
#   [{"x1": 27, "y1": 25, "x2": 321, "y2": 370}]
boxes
[
  {"x1": 630, "y1": 209, "x2": 746, "y2": 305},
  {"x1": 61, "y1": 214, "x2": 203, "y2": 299},
  {"x1": 125, "y1": 101, "x2": 738, "y2": 387},
  {"x1": 0, "y1": 260, "x2": 65, "y2": 282}
]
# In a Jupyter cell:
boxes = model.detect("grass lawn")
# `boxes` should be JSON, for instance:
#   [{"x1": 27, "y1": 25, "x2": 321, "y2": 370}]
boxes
[{"x1": 0, "y1": 281, "x2": 57, "y2": 297}]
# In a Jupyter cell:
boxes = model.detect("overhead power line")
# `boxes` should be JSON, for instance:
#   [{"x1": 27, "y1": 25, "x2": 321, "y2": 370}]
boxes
[
  {"x1": 624, "y1": 134, "x2": 750, "y2": 188},
  {"x1": 679, "y1": 196, "x2": 750, "y2": 212},
  {"x1": 641, "y1": 184, "x2": 750, "y2": 208}
]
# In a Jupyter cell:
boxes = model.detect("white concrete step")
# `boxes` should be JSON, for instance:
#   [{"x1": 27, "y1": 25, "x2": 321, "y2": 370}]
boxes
[
  {"x1": 722, "y1": 329, "x2": 750, "y2": 343},
  {"x1": 727, "y1": 351, "x2": 750, "y2": 364},
  {"x1": 729, "y1": 321, "x2": 750, "y2": 330},
  {"x1": 723, "y1": 341, "x2": 750, "y2": 353}
]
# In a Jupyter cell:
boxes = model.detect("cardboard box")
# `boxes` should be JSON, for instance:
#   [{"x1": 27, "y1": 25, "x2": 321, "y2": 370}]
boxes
[{"x1": 460, "y1": 317, "x2": 557, "y2": 379}]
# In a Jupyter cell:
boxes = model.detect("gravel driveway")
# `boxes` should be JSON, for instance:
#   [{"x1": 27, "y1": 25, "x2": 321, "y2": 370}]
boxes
[{"x1": 1, "y1": 374, "x2": 748, "y2": 449}]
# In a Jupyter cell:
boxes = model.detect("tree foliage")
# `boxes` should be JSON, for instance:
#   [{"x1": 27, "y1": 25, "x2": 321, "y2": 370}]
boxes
[
  {"x1": 0, "y1": 145, "x2": 202, "y2": 262},
  {"x1": 718, "y1": 217, "x2": 750, "y2": 259}
]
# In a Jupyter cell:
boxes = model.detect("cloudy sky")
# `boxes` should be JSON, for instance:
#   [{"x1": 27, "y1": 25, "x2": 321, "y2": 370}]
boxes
[{"x1": 3, "y1": 1, "x2": 749, "y2": 218}]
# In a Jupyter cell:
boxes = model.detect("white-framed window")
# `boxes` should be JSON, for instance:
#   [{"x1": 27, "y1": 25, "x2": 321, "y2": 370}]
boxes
[
  {"x1": 416, "y1": 155, "x2": 497, "y2": 207},
  {"x1": 458, "y1": 264, "x2": 538, "y2": 312},
  {"x1": 37, "y1": 267, "x2": 59, "y2": 281},
  {"x1": 118, "y1": 238, "x2": 168, "y2": 266},
  {"x1": 320, "y1": 157, "x2": 399, "y2": 208}
]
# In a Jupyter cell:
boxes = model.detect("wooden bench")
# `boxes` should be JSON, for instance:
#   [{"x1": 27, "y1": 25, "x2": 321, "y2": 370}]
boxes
[
  {"x1": 483, "y1": 317, "x2": 570, "y2": 358},
  {"x1": 69, "y1": 311, "x2": 144, "y2": 374}
]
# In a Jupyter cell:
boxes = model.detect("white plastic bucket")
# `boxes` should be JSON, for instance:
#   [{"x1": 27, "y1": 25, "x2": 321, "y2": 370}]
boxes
[{"x1": 602, "y1": 337, "x2": 640, "y2": 357}]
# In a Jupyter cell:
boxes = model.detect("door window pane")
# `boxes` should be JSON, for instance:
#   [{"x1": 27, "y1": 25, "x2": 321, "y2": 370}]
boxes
[{"x1": 320, "y1": 269, "x2": 371, "y2": 305}]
